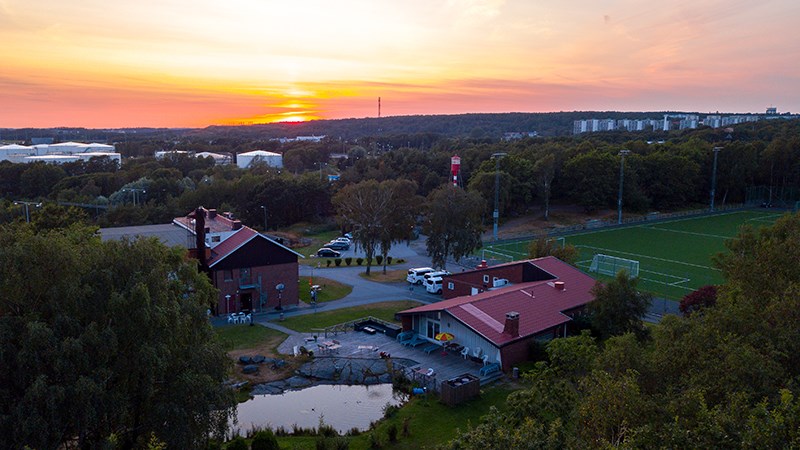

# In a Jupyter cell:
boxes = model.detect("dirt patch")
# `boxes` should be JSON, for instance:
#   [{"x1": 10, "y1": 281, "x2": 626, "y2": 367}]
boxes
[
  {"x1": 227, "y1": 340, "x2": 305, "y2": 384},
  {"x1": 491, "y1": 205, "x2": 617, "y2": 240}
]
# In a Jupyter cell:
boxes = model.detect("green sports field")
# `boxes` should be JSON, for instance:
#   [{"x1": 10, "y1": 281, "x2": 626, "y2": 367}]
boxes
[{"x1": 484, "y1": 210, "x2": 786, "y2": 300}]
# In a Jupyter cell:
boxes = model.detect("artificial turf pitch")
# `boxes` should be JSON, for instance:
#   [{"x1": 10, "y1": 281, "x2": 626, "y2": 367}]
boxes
[{"x1": 484, "y1": 210, "x2": 784, "y2": 300}]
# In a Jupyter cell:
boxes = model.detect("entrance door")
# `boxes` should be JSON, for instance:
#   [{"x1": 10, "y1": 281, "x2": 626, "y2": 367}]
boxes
[
  {"x1": 240, "y1": 292, "x2": 253, "y2": 312},
  {"x1": 426, "y1": 319, "x2": 440, "y2": 340}
]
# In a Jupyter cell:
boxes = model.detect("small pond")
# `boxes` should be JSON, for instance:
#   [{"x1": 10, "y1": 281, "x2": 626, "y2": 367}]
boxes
[{"x1": 234, "y1": 383, "x2": 407, "y2": 435}]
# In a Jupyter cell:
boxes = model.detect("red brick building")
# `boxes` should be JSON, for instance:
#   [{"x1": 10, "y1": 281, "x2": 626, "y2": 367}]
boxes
[
  {"x1": 174, "y1": 207, "x2": 302, "y2": 315},
  {"x1": 396, "y1": 257, "x2": 596, "y2": 371}
]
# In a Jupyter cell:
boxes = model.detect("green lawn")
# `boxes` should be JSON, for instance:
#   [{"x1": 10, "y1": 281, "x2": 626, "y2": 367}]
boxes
[
  {"x1": 214, "y1": 324, "x2": 287, "y2": 352},
  {"x1": 274, "y1": 384, "x2": 516, "y2": 450},
  {"x1": 485, "y1": 210, "x2": 785, "y2": 300},
  {"x1": 298, "y1": 276, "x2": 352, "y2": 303},
  {"x1": 274, "y1": 300, "x2": 420, "y2": 332}
]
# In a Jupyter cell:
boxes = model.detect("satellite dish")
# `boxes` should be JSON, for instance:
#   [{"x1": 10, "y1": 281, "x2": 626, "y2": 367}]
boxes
[{"x1": 275, "y1": 283, "x2": 285, "y2": 292}]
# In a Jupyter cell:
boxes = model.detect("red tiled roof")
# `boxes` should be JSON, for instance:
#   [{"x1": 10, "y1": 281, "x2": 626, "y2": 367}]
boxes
[
  {"x1": 398, "y1": 257, "x2": 597, "y2": 346},
  {"x1": 207, "y1": 227, "x2": 258, "y2": 266}
]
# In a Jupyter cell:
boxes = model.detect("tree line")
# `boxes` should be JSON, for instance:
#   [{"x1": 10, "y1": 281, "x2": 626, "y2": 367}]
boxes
[{"x1": 2, "y1": 119, "x2": 798, "y2": 232}]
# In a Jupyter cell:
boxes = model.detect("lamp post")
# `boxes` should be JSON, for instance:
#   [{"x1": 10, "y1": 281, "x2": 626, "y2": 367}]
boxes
[
  {"x1": 13, "y1": 201, "x2": 41, "y2": 223},
  {"x1": 260, "y1": 205, "x2": 268, "y2": 231},
  {"x1": 275, "y1": 283, "x2": 285, "y2": 311},
  {"x1": 122, "y1": 188, "x2": 146, "y2": 206},
  {"x1": 318, "y1": 162, "x2": 327, "y2": 181},
  {"x1": 710, "y1": 147, "x2": 722, "y2": 211},
  {"x1": 617, "y1": 149, "x2": 631, "y2": 224},
  {"x1": 491, "y1": 152, "x2": 507, "y2": 241},
  {"x1": 225, "y1": 294, "x2": 231, "y2": 314}
]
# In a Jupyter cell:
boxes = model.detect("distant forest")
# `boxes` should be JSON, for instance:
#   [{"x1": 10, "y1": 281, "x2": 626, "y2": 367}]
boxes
[
  {"x1": 4, "y1": 110, "x2": 713, "y2": 143},
  {"x1": 1, "y1": 115, "x2": 798, "y2": 231}
]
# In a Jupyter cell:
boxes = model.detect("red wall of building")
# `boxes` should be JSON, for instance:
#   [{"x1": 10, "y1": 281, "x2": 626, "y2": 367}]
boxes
[{"x1": 214, "y1": 262, "x2": 298, "y2": 314}]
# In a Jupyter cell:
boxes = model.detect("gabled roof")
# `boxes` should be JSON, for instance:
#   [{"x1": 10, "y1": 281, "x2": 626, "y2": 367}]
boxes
[
  {"x1": 206, "y1": 227, "x2": 304, "y2": 267},
  {"x1": 398, "y1": 257, "x2": 596, "y2": 347}
]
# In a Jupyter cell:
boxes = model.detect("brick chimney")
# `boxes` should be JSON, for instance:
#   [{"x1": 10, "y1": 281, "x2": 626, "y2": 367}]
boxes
[
  {"x1": 207, "y1": 208, "x2": 217, "y2": 219},
  {"x1": 232, "y1": 220, "x2": 242, "y2": 230},
  {"x1": 554, "y1": 281, "x2": 565, "y2": 291},
  {"x1": 502, "y1": 311, "x2": 520, "y2": 337},
  {"x1": 189, "y1": 207, "x2": 208, "y2": 271}
]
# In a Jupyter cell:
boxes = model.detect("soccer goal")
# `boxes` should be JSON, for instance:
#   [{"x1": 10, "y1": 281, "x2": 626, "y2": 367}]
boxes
[{"x1": 589, "y1": 254, "x2": 640, "y2": 278}]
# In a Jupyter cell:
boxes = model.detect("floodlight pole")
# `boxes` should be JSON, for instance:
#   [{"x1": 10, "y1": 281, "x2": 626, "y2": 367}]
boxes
[
  {"x1": 492, "y1": 152, "x2": 507, "y2": 241},
  {"x1": 617, "y1": 149, "x2": 631, "y2": 225},
  {"x1": 14, "y1": 200, "x2": 41, "y2": 223},
  {"x1": 710, "y1": 147, "x2": 722, "y2": 211},
  {"x1": 260, "y1": 205, "x2": 268, "y2": 231}
]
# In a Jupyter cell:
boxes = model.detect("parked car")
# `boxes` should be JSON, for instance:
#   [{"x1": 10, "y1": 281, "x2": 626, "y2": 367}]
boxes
[
  {"x1": 407, "y1": 267, "x2": 435, "y2": 284},
  {"x1": 424, "y1": 270, "x2": 451, "y2": 282},
  {"x1": 326, "y1": 240, "x2": 350, "y2": 250},
  {"x1": 425, "y1": 276, "x2": 444, "y2": 294},
  {"x1": 332, "y1": 237, "x2": 351, "y2": 244},
  {"x1": 317, "y1": 248, "x2": 341, "y2": 258}
]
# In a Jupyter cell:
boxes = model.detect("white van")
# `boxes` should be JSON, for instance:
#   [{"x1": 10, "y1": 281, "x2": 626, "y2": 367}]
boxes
[
  {"x1": 407, "y1": 267, "x2": 435, "y2": 284},
  {"x1": 425, "y1": 276, "x2": 443, "y2": 294},
  {"x1": 423, "y1": 270, "x2": 451, "y2": 282}
]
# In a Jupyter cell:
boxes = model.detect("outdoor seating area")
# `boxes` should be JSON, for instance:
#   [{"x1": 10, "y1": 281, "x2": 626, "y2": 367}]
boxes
[
  {"x1": 279, "y1": 329, "x2": 502, "y2": 388},
  {"x1": 227, "y1": 312, "x2": 252, "y2": 324}
]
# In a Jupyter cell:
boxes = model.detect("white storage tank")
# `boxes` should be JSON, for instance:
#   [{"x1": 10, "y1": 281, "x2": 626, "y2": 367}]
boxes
[{"x1": 236, "y1": 150, "x2": 283, "y2": 169}]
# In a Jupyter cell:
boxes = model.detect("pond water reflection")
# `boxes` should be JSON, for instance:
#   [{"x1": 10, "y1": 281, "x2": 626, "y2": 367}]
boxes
[{"x1": 235, "y1": 383, "x2": 407, "y2": 435}]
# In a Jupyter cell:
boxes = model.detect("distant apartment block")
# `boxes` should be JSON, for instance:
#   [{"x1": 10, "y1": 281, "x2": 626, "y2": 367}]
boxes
[{"x1": 573, "y1": 108, "x2": 797, "y2": 135}]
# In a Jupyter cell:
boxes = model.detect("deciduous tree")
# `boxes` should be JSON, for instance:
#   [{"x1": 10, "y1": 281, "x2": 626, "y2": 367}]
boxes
[{"x1": 424, "y1": 186, "x2": 485, "y2": 269}]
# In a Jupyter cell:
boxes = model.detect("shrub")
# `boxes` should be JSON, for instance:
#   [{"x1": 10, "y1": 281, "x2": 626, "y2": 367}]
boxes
[
  {"x1": 382, "y1": 403, "x2": 399, "y2": 419},
  {"x1": 356, "y1": 258, "x2": 364, "y2": 266},
  {"x1": 367, "y1": 432, "x2": 384, "y2": 449},
  {"x1": 375, "y1": 255, "x2": 383, "y2": 265},
  {"x1": 316, "y1": 436, "x2": 350, "y2": 450},
  {"x1": 345, "y1": 257, "x2": 352, "y2": 266},
  {"x1": 334, "y1": 258, "x2": 342, "y2": 267},
  {"x1": 326, "y1": 260, "x2": 332, "y2": 267},
  {"x1": 396, "y1": 258, "x2": 405, "y2": 264},
  {"x1": 251, "y1": 430, "x2": 279, "y2": 450},
  {"x1": 386, "y1": 256, "x2": 392, "y2": 265},
  {"x1": 386, "y1": 424, "x2": 398, "y2": 442},
  {"x1": 402, "y1": 417, "x2": 411, "y2": 437},
  {"x1": 225, "y1": 436, "x2": 248, "y2": 450},
  {"x1": 207, "y1": 439, "x2": 223, "y2": 450}
]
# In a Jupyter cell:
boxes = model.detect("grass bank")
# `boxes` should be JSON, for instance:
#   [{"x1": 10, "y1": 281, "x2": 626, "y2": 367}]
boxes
[{"x1": 275, "y1": 300, "x2": 419, "y2": 332}]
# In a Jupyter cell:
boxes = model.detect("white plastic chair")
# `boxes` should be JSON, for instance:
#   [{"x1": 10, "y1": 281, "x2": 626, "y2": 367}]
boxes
[
  {"x1": 245, "y1": 313, "x2": 252, "y2": 324},
  {"x1": 460, "y1": 346, "x2": 470, "y2": 359},
  {"x1": 473, "y1": 347, "x2": 483, "y2": 359},
  {"x1": 482, "y1": 354, "x2": 490, "y2": 366},
  {"x1": 426, "y1": 368, "x2": 435, "y2": 377},
  {"x1": 227, "y1": 314, "x2": 236, "y2": 324}
]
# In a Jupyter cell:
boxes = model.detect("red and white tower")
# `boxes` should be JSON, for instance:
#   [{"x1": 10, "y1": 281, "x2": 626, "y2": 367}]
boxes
[{"x1": 450, "y1": 155, "x2": 461, "y2": 187}]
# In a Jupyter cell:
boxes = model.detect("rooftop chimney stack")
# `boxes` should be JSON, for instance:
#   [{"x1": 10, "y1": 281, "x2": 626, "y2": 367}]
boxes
[
  {"x1": 503, "y1": 311, "x2": 520, "y2": 337},
  {"x1": 191, "y1": 207, "x2": 208, "y2": 270},
  {"x1": 232, "y1": 220, "x2": 242, "y2": 230},
  {"x1": 554, "y1": 281, "x2": 565, "y2": 291},
  {"x1": 208, "y1": 209, "x2": 217, "y2": 219}
]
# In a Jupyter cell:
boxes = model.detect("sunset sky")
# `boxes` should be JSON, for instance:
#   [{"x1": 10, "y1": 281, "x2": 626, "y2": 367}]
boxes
[{"x1": 2, "y1": 0, "x2": 799, "y2": 128}]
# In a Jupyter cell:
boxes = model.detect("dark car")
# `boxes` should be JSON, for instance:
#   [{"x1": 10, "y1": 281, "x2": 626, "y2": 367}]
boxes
[
  {"x1": 317, "y1": 248, "x2": 341, "y2": 258},
  {"x1": 325, "y1": 240, "x2": 350, "y2": 250}
]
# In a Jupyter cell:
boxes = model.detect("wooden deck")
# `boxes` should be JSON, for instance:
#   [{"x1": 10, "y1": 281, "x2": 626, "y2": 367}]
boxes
[{"x1": 303, "y1": 329, "x2": 502, "y2": 391}]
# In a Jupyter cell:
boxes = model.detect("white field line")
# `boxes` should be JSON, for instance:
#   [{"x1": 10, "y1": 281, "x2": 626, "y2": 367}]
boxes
[
  {"x1": 576, "y1": 261, "x2": 696, "y2": 291},
  {"x1": 639, "y1": 225, "x2": 734, "y2": 240},
  {"x1": 575, "y1": 244, "x2": 721, "y2": 272},
  {"x1": 746, "y1": 213, "x2": 783, "y2": 223},
  {"x1": 486, "y1": 244, "x2": 528, "y2": 257},
  {"x1": 564, "y1": 210, "x2": 752, "y2": 240}
]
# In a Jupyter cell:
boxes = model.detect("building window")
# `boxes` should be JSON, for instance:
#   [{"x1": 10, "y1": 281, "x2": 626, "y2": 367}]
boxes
[
  {"x1": 240, "y1": 267, "x2": 251, "y2": 285},
  {"x1": 448, "y1": 282, "x2": 454, "y2": 290},
  {"x1": 224, "y1": 270, "x2": 233, "y2": 281},
  {"x1": 211, "y1": 235, "x2": 221, "y2": 243},
  {"x1": 483, "y1": 275, "x2": 489, "y2": 284}
]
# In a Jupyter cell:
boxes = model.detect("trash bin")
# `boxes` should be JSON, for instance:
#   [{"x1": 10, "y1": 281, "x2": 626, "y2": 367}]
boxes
[{"x1": 512, "y1": 367, "x2": 519, "y2": 379}]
